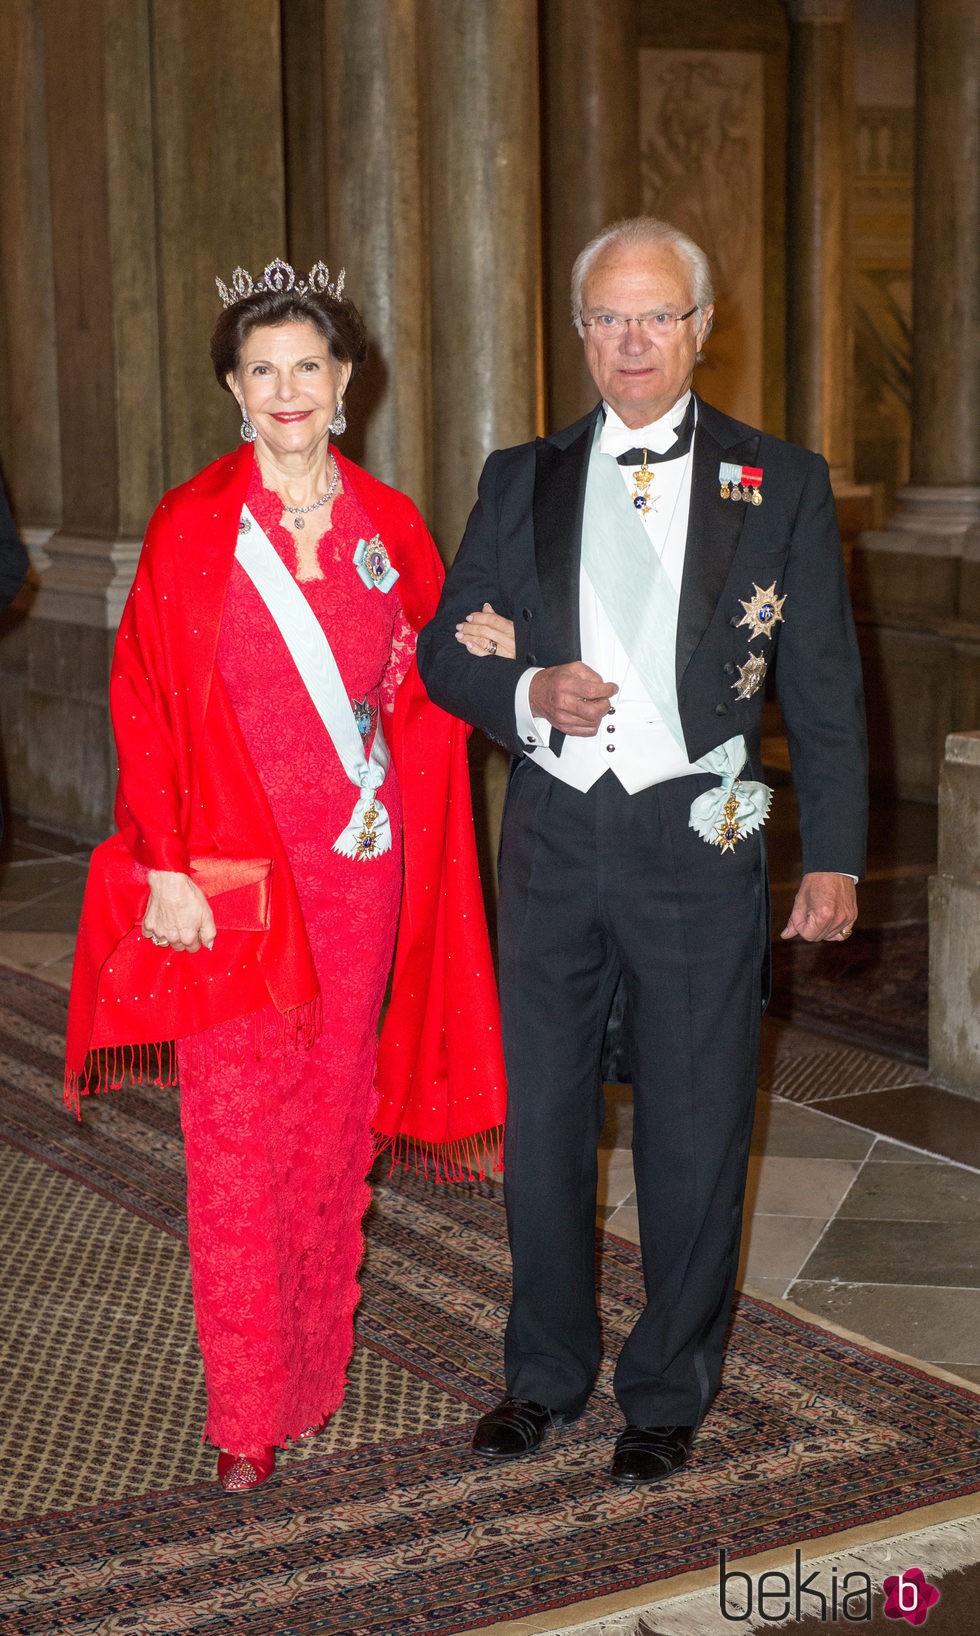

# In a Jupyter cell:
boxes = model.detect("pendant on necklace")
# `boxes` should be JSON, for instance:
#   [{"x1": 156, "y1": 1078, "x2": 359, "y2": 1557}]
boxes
[{"x1": 293, "y1": 516, "x2": 305, "y2": 529}]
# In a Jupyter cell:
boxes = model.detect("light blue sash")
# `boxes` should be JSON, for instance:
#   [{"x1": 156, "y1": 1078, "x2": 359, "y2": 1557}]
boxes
[
  {"x1": 581, "y1": 428, "x2": 771, "y2": 847},
  {"x1": 235, "y1": 506, "x2": 391, "y2": 861}
]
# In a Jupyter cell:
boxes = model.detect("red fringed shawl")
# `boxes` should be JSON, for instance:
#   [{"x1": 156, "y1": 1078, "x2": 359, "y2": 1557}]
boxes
[{"x1": 65, "y1": 445, "x2": 506, "y2": 1176}]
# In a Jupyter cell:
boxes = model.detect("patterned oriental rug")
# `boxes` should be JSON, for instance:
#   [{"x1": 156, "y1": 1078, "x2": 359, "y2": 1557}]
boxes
[
  {"x1": 768, "y1": 921, "x2": 929, "y2": 1063},
  {"x1": 1, "y1": 966, "x2": 977, "y2": 1635}
]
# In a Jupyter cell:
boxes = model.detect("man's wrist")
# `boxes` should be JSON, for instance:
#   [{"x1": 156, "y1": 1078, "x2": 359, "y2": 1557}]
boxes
[{"x1": 515, "y1": 666, "x2": 548, "y2": 747}]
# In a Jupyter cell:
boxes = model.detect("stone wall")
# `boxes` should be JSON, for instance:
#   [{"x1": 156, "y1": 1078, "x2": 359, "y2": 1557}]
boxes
[{"x1": 929, "y1": 732, "x2": 980, "y2": 1096}]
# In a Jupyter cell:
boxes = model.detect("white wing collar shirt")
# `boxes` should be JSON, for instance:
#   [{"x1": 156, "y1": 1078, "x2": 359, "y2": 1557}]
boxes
[{"x1": 515, "y1": 390, "x2": 703, "y2": 794}]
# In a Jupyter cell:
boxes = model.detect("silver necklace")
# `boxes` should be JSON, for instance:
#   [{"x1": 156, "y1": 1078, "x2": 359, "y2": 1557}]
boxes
[{"x1": 279, "y1": 456, "x2": 339, "y2": 529}]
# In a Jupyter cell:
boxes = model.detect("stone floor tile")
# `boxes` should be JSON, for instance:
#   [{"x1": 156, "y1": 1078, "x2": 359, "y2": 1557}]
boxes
[
  {"x1": 743, "y1": 1154, "x2": 861, "y2": 1220},
  {"x1": 0, "y1": 880, "x2": 86, "y2": 935},
  {"x1": 947, "y1": 1363, "x2": 980, "y2": 1386},
  {"x1": 738, "y1": 1277, "x2": 791, "y2": 1302},
  {"x1": 797, "y1": 1218, "x2": 980, "y2": 1288},
  {"x1": 786, "y1": 1280, "x2": 980, "y2": 1368},
  {"x1": 597, "y1": 1148, "x2": 636, "y2": 1211},
  {"x1": 599, "y1": 1084, "x2": 633, "y2": 1150},
  {"x1": 737, "y1": 1213, "x2": 830, "y2": 1285},
  {"x1": 32, "y1": 956, "x2": 74, "y2": 990},
  {"x1": 838, "y1": 1160, "x2": 980, "y2": 1222},
  {"x1": 870, "y1": 1137, "x2": 944, "y2": 1163},
  {"x1": 0, "y1": 838, "x2": 52, "y2": 864},
  {"x1": 808, "y1": 1084, "x2": 980, "y2": 1172},
  {"x1": 2, "y1": 818, "x2": 91, "y2": 857},
  {"x1": 0, "y1": 858, "x2": 89, "y2": 910},
  {"x1": 0, "y1": 931, "x2": 79, "y2": 973},
  {"x1": 603, "y1": 1205, "x2": 641, "y2": 1246},
  {"x1": 749, "y1": 1095, "x2": 874, "y2": 1161}
]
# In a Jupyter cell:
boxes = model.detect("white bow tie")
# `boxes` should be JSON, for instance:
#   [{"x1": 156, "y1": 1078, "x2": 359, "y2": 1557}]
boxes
[{"x1": 598, "y1": 399, "x2": 692, "y2": 462}]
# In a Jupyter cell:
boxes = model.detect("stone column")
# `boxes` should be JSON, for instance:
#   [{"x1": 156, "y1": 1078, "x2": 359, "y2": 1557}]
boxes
[
  {"x1": 0, "y1": 1, "x2": 61, "y2": 832},
  {"x1": 867, "y1": 0, "x2": 980, "y2": 554},
  {"x1": 930, "y1": 731, "x2": 980, "y2": 1098},
  {"x1": 19, "y1": 0, "x2": 165, "y2": 832},
  {"x1": 42, "y1": 0, "x2": 166, "y2": 558},
  {"x1": 281, "y1": 0, "x2": 328, "y2": 278},
  {"x1": 423, "y1": 0, "x2": 542, "y2": 558},
  {"x1": 542, "y1": 0, "x2": 640, "y2": 428},
  {"x1": 25, "y1": 0, "x2": 285, "y2": 834},
  {"x1": 785, "y1": 0, "x2": 855, "y2": 487},
  {"x1": 0, "y1": 0, "x2": 61, "y2": 544},
  {"x1": 320, "y1": 0, "x2": 431, "y2": 513},
  {"x1": 151, "y1": 0, "x2": 286, "y2": 486},
  {"x1": 854, "y1": 0, "x2": 980, "y2": 800}
]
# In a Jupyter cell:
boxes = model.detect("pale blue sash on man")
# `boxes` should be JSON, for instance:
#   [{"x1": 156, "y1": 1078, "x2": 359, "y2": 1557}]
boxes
[
  {"x1": 235, "y1": 505, "x2": 391, "y2": 861},
  {"x1": 580, "y1": 423, "x2": 771, "y2": 847}
]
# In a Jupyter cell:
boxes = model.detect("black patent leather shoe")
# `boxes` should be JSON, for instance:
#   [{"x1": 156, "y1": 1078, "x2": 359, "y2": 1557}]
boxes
[
  {"x1": 609, "y1": 1424, "x2": 695, "y2": 1487},
  {"x1": 471, "y1": 1397, "x2": 563, "y2": 1461}
]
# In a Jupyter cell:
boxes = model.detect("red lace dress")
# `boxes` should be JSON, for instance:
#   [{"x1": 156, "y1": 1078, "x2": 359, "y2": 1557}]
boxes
[{"x1": 176, "y1": 462, "x2": 415, "y2": 1458}]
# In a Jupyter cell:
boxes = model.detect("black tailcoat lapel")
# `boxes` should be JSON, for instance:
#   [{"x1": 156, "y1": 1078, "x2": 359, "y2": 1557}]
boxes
[
  {"x1": 532, "y1": 412, "x2": 597, "y2": 663},
  {"x1": 676, "y1": 398, "x2": 760, "y2": 684}
]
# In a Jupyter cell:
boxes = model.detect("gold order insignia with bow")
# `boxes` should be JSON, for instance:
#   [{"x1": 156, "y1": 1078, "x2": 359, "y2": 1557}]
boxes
[
  {"x1": 737, "y1": 582, "x2": 786, "y2": 641},
  {"x1": 715, "y1": 790, "x2": 743, "y2": 853},
  {"x1": 354, "y1": 800, "x2": 381, "y2": 860}
]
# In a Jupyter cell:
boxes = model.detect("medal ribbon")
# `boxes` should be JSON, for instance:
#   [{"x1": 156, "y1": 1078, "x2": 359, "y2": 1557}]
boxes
[
  {"x1": 235, "y1": 505, "x2": 392, "y2": 861},
  {"x1": 688, "y1": 739, "x2": 773, "y2": 848}
]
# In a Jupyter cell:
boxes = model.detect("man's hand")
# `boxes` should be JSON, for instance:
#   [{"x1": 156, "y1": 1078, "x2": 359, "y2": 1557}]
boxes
[
  {"x1": 528, "y1": 662, "x2": 618, "y2": 737},
  {"x1": 780, "y1": 871, "x2": 857, "y2": 942},
  {"x1": 143, "y1": 870, "x2": 217, "y2": 953}
]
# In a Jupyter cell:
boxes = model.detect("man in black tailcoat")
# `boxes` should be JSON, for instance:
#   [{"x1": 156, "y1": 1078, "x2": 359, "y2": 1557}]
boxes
[{"x1": 417, "y1": 218, "x2": 867, "y2": 1486}]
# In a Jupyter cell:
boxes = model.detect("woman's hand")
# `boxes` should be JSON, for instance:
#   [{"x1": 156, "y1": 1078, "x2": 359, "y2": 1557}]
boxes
[
  {"x1": 142, "y1": 870, "x2": 217, "y2": 953},
  {"x1": 455, "y1": 603, "x2": 517, "y2": 659}
]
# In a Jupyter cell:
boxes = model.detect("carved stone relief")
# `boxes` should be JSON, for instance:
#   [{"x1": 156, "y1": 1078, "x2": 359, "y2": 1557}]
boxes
[{"x1": 640, "y1": 50, "x2": 765, "y2": 426}]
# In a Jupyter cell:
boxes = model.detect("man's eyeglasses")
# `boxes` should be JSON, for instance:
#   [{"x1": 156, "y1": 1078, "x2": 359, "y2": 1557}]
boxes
[{"x1": 580, "y1": 306, "x2": 699, "y2": 339}]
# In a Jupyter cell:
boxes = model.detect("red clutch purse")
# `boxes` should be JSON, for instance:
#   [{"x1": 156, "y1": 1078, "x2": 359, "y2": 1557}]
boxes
[
  {"x1": 186, "y1": 856, "x2": 272, "y2": 932},
  {"x1": 96, "y1": 848, "x2": 273, "y2": 934}
]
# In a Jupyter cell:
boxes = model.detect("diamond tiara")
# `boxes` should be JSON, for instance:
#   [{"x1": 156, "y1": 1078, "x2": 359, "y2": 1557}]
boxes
[{"x1": 215, "y1": 257, "x2": 346, "y2": 309}]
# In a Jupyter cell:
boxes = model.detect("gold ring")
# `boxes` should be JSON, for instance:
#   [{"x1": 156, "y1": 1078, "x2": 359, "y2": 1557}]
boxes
[
  {"x1": 485, "y1": 639, "x2": 497, "y2": 656},
  {"x1": 840, "y1": 926, "x2": 853, "y2": 940}
]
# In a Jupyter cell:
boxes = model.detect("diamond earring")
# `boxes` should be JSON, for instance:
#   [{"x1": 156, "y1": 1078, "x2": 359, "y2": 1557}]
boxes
[
  {"x1": 240, "y1": 413, "x2": 257, "y2": 443},
  {"x1": 329, "y1": 399, "x2": 347, "y2": 437}
]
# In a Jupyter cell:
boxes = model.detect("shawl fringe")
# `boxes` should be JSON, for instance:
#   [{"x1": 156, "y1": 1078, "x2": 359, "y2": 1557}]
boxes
[
  {"x1": 64, "y1": 1041, "x2": 178, "y2": 1118},
  {"x1": 63, "y1": 995, "x2": 323, "y2": 1120},
  {"x1": 373, "y1": 1125, "x2": 505, "y2": 1184}
]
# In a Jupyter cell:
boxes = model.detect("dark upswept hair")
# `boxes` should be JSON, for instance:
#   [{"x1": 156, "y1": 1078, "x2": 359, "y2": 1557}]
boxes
[{"x1": 210, "y1": 288, "x2": 368, "y2": 390}]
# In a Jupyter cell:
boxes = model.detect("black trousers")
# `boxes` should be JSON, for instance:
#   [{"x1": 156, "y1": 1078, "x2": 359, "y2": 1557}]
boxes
[{"x1": 496, "y1": 762, "x2": 768, "y2": 1427}]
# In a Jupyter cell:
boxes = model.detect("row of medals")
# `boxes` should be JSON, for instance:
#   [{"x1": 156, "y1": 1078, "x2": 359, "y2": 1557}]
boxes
[
  {"x1": 720, "y1": 480, "x2": 762, "y2": 505},
  {"x1": 632, "y1": 468, "x2": 764, "y2": 511}
]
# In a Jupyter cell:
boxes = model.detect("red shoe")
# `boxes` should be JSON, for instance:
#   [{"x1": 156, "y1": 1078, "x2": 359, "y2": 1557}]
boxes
[{"x1": 217, "y1": 1447, "x2": 276, "y2": 1491}]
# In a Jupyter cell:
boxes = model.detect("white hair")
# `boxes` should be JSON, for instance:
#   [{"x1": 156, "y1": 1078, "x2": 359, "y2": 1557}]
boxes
[{"x1": 570, "y1": 216, "x2": 715, "y2": 336}]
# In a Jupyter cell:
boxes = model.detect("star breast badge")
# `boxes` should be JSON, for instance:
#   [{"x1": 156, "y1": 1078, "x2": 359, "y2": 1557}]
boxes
[
  {"x1": 737, "y1": 582, "x2": 786, "y2": 641},
  {"x1": 732, "y1": 652, "x2": 768, "y2": 701}
]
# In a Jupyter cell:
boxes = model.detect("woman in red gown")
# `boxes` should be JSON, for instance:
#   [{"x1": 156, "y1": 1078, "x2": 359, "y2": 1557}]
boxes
[{"x1": 66, "y1": 262, "x2": 505, "y2": 1490}]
